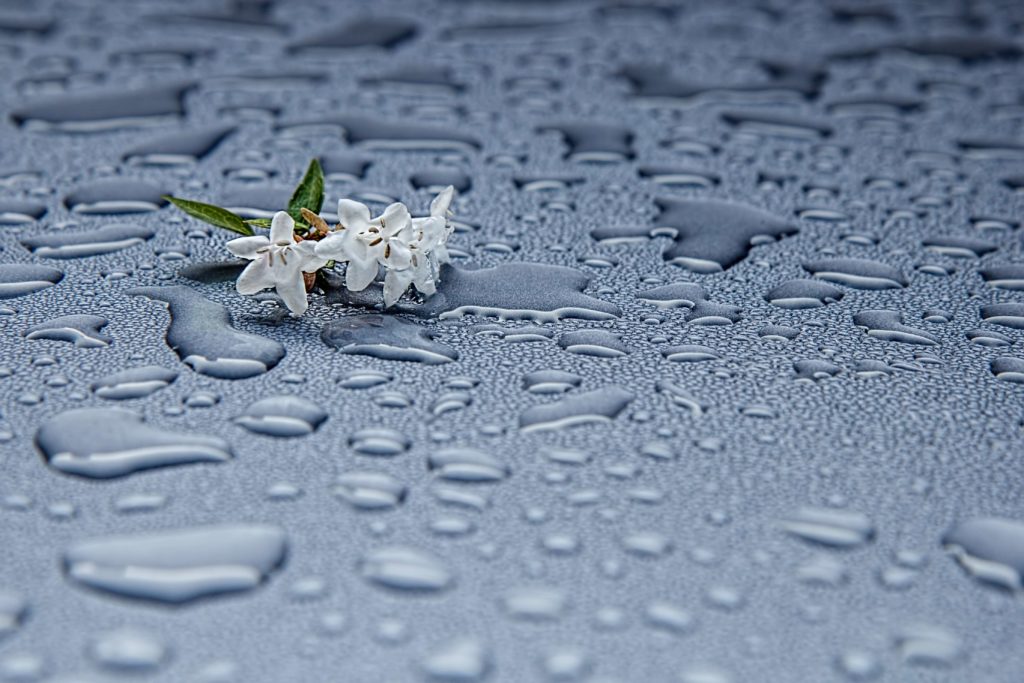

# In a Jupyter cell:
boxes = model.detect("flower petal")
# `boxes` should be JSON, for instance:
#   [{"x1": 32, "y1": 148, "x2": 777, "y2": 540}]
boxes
[
  {"x1": 292, "y1": 240, "x2": 329, "y2": 272},
  {"x1": 236, "y1": 258, "x2": 275, "y2": 295},
  {"x1": 430, "y1": 185, "x2": 455, "y2": 218},
  {"x1": 346, "y1": 257, "x2": 379, "y2": 292},
  {"x1": 415, "y1": 216, "x2": 446, "y2": 251},
  {"x1": 432, "y1": 244, "x2": 451, "y2": 266},
  {"x1": 350, "y1": 234, "x2": 377, "y2": 260},
  {"x1": 412, "y1": 265, "x2": 437, "y2": 296},
  {"x1": 383, "y1": 240, "x2": 412, "y2": 269},
  {"x1": 383, "y1": 268, "x2": 414, "y2": 308},
  {"x1": 226, "y1": 235, "x2": 269, "y2": 259},
  {"x1": 270, "y1": 211, "x2": 295, "y2": 244},
  {"x1": 315, "y1": 229, "x2": 352, "y2": 261},
  {"x1": 338, "y1": 199, "x2": 371, "y2": 231},
  {"x1": 274, "y1": 268, "x2": 309, "y2": 316},
  {"x1": 378, "y1": 202, "x2": 412, "y2": 237}
]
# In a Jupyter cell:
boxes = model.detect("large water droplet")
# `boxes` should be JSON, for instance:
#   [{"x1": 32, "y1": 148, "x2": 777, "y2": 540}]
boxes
[
  {"x1": 520, "y1": 386, "x2": 634, "y2": 432},
  {"x1": 23, "y1": 314, "x2": 111, "y2": 348},
  {"x1": 64, "y1": 180, "x2": 168, "y2": 214},
  {"x1": 21, "y1": 223, "x2": 154, "y2": 258},
  {"x1": 130, "y1": 286, "x2": 285, "y2": 378},
  {"x1": 943, "y1": 517, "x2": 1024, "y2": 590},
  {"x1": 11, "y1": 82, "x2": 191, "y2": 132},
  {"x1": 404, "y1": 263, "x2": 620, "y2": 321},
  {"x1": 802, "y1": 258, "x2": 907, "y2": 290},
  {"x1": 852, "y1": 310, "x2": 939, "y2": 345},
  {"x1": 0, "y1": 264, "x2": 63, "y2": 299},
  {"x1": 36, "y1": 408, "x2": 231, "y2": 479},
  {"x1": 64, "y1": 524, "x2": 287, "y2": 604},
  {"x1": 321, "y1": 314, "x2": 457, "y2": 364}
]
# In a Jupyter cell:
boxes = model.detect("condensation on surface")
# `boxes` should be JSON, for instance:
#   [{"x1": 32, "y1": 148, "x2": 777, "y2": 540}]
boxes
[{"x1": 0, "y1": 0, "x2": 1023, "y2": 681}]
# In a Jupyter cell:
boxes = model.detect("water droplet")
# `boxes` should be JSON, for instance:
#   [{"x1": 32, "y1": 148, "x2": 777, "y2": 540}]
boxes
[
  {"x1": 349, "y1": 428, "x2": 410, "y2": 456},
  {"x1": 765, "y1": 279, "x2": 844, "y2": 308},
  {"x1": 922, "y1": 235, "x2": 996, "y2": 258},
  {"x1": 21, "y1": 223, "x2": 154, "y2": 258},
  {"x1": 793, "y1": 360, "x2": 841, "y2": 382},
  {"x1": 24, "y1": 315, "x2": 110, "y2": 348},
  {"x1": 501, "y1": 586, "x2": 567, "y2": 621},
  {"x1": 943, "y1": 517, "x2": 1024, "y2": 589},
  {"x1": 852, "y1": 310, "x2": 939, "y2": 345},
  {"x1": 520, "y1": 386, "x2": 633, "y2": 432},
  {"x1": 428, "y1": 447, "x2": 509, "y2": 482},
  {"x1": 644, "y1": 601, "x2": 694, "y2": 634},
  {"x1": 835, "y1": 649, "x2": 882, "y2": 680},
  {"x1": 655, "y1": 380, "x2": 705, "y2": 416},
  {"x1": 36, "y1": 408, "x2": 231, "y2": 479},
  {"x1": 332, "y1": 471, "x2": 407, "y2": 511},
  {"x1": 360, "y1": 546, "x2": 453, "y2": 592},
  {"x1": 322, "y1": 314, "x2": 457, "y2": 364},
  {"x1": 981, "y1": 303, "x2": 1024, "y2": 329},
  {"x1": 130, "y1": 286, "x2": 285, "y2": 378},
  {"x1": 64, "y1": 524, "x2": 287, "y2": 604},
  {"x1": 0, "y1": 264, "x2": 63, "y2": 299},
  {"x1": 803, "y1": 258, "x2": 907, "y2": 289},
  {"x1": 11, "y1": 82, "x2": 191, "y2": 132},
  {"x1": 431, "y1": 391, "x2": 472, "y2": 416},
  {"x1": 89, "y1": 628, "x2": 168, "y2": 672},
  {"x1": 621, "y1": 530, "x2": 672, "y2": 558},
  {"x1": 404, "y1": 263, "x2": 620, "y2": 322},
  {"x1": 662, "y1": 344, "x2": 720, "y2": 363},
  {"x1": 781, "y1": 507, "x2": 875, "y2": 547},
  {"x1": 338, "y1": 369, "x2": 393, "y2": 389},
  {"x1": 523, "y1": 370, "x2": 582, "y2": 394},
  {"x1": 123, "y1": 125, "x2": 234, "y2": 165},
  {"x1": 538, "y1": 122, "x2": 633, "y2": 162},
  {"x1": 541, "y1": 647, "x2": 591, "y2": 680},
  {"x1": 91, "y1": 366, "x2": 178, "y2": 400},
  {"x1": 558, "y1": 330, "x2": 630, "y2": 357},
  {"x1": 234, "y1": 396, "x2": 327, "y2": 436},
  {"x1": 420, "y1": 638, "x2": 491, "y2": 682},
  {"x1": 893, "y1": 623, "x2": 963, "y2": 667},
  {"x1": 64, "y1": 180, "x2": 168, "y2": 214}
]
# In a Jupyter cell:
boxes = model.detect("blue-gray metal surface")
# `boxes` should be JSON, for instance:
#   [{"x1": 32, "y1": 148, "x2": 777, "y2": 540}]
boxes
[{"x1": 0, "y1": 1, "x2": 1023, "y2": 681}]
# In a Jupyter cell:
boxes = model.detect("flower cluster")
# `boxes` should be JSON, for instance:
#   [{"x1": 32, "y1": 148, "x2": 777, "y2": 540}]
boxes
[
  {"x1": 228, "y1": 187, "x2": 454, "y2": 315},
  {"x1": 318, "y1": 185, "x2": 455, "y2": 308},
  {"x1": 164, "y1": 159, "x2": 455, "y2": 316}
]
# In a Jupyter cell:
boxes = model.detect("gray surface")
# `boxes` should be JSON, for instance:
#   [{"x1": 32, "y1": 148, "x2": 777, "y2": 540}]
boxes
[{"x1": 0, "y1": 0, "x2": 1023, "y2": 681}]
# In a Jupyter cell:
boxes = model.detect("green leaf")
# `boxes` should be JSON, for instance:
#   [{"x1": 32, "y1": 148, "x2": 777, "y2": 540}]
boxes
[
  {"x1": 164, "y1": 196, "x2": 253, "y2": 236},
  {"x1": 287, "y1": 158, "x2": 324, "y2": 222}
]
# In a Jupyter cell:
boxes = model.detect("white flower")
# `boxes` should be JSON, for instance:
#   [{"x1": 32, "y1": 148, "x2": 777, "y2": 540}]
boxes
[
  {"x1": 412, "y1": 184, "x2": 455, "y2": 270},
  {"x1": 381, "y1": 243, "x2": 434, "y2": 307},
  {"x1": 226, "y1": 211, "x2": 327, "y2": 316},
  {"x1": 313, "y1": 186, "x2": 457, "y2": 308},
  {"x1": 316, "y1": 200, "x2": 411, "y2": 292},
  {"x1": 381, "y1": 186, "x2": 456, "y2": 307}
]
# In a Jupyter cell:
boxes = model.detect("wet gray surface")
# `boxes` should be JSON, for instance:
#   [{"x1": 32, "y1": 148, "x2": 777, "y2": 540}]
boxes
[{"x1": 0, "y1": 0, "x2": 1023, "y2": 680}]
